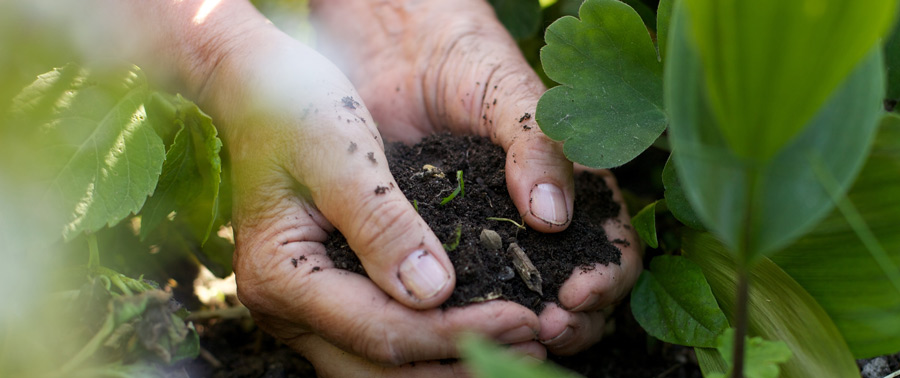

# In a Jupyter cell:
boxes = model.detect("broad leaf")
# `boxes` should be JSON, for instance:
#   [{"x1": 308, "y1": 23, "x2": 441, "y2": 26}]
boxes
[
  {"x1": 631, "y1": 200, "x2": 660, "y2": 248},
  {"x1": 661, "y1": 155, "x2": 704, "y2": 230},
  {"x1": 12, "y1": 64, "x2": 166, "y2": 240},
  {"x1": 683, "y1": 0, "x2": 897, "y2": 160},
  {"x1": 537, "y1": 0, "x2": 667, "y2": 168},
  {"x1": 631, "y1": 255, "x2": 728, "y2": 347},
  {"x1": 460, "y1": 333, "x2": 581, "y2": 378},
  {"x1": 683, "y1": 231, "x2": 859, "y2": 378},
  {"x1": 488, "y1": 0, "x2": 542, "y2": 40},
  {"x1": 140, "y1": 95, "x2": 222, "y2": 244},
  {"x1": 666, "y1": 4, "x2": 886, "y2": 259},
  {"x1": 886, "y1": 10, "x2": 900, "y2": 103},
  {"x1": 705, "y1": 328, "x2": 792, "y2": 378},
  {"x1": 771, "y1": 114, "x2": 900, "y2": 358},
  {"x1": 656, "y1": 0, "x2": 673, "y2": 61}
]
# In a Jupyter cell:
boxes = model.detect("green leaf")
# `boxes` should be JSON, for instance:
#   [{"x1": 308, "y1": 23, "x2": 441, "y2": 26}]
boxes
[
  {"x1": 631, "y1": 255, "x2": 728, "y2": 347},
  {"x1": 666, "y1": 3, "x2": 886, "y2": 259},
  {"x1": 536, "y1": 0, "x2": 667, "y2": 168},
  {"x1": 656, "y1": 0, "x2": 673, "y2": 62},
  {"x1": 12, "y1": 64, "x2": 166, "y2": 240},
  {"x1": 682, "y1": 231, "x2": 859, "y2": 378},
  {"x1": 460, "y1": 333, "x2": 582, "y2": 378},
  {"x1": 441, "y1": 170, "x2": 465, "y2": 205},
  {"x1": 488, "y1": 0, "x2": 542, "y2": 40},
  {"x1": 683, "y1": 0, "x2": 898, "y2": 161},
  {"x1": 661, "y1": 155, "x2": 704, "y2": 230},
  {"x1": 140, "y1": 95, "x2": 223, "y2": 243},
  {"x1": 771, "y1": 114, "x2": 900, "y2": 358},
  {"x1": 632, "y1": 200, "x2": 660, "y2": 248},
  {"x1": 704, "y1": 329, "x2": 792, "y2": 378},
  {"x1": 885, "y1": 9, "x2": 900, "y2": 102}
]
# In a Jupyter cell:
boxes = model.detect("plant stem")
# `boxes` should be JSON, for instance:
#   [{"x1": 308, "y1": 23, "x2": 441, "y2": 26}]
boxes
[
  {"x1": 87, "y1": 233, "x2": 99, "y2": 269},
  {"x1": 730, "y1": 265, "x2": 750, "y2": 378}
]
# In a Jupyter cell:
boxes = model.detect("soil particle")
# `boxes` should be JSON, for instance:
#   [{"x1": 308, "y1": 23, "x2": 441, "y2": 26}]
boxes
[
  {"x1": 326, "y1": 134, "x2": 621, "y2": 313},
  {"x1": 348, "y1": 142, "x2": 357, "y2": 153},
  {"x1": 290, "y1": 258, "x2": 298, "y2": 268},
  {"x1": 311, "y1": 267, "x2": 321, "y2": 273},
  {"x1": 341, "y1": 96, "x2": 359, "y2": 110},
  {"x1": 374, "y1": 186, "x2": 389, "y2": 195},
  {"x1": 366, "y1": 152, "x2": 376, "y2": 164},
  {"x1": 519, "y1": 112, "x2": 532, "y2": 122}
]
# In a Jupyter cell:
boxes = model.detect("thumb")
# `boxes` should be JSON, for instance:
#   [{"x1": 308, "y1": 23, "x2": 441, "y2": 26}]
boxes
[{"x1": 304, "y1": 126, "x2": 456, "y2": 308}]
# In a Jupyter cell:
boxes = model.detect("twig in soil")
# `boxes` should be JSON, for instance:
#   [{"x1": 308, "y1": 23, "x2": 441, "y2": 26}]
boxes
[
  {"x1": 199, "y1": 347, "x2": 223, "y2": 369},
  {"x1": 656, "y1": 363, "x2": 683, "y2": 378},
  {"x1": 508, "y1": 243, "x2": 543, "y2": 296}
]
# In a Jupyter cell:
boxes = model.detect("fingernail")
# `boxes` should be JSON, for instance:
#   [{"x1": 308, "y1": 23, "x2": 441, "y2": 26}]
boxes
[
  {"x1": 399, "y1": 249, "x2": 450, "y2": 300},
  {"x1": 497, "y1": 325, "x2": 537, "y2": 344},
  {"x1": 530, "y1": 183, "x2": 569, "y2": 225},
  {"x1": 539, "y1": 326, "x2": 572, "y2": 346}
]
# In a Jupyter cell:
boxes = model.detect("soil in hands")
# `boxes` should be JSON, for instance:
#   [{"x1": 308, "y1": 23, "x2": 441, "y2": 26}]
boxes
[{"x1": 325, "y1": 133, "x2": 623, "y2": 313}]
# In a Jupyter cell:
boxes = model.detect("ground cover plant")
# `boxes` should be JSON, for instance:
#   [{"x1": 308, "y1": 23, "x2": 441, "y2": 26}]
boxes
[{"x1": 2, "y1": 0, "x2": 900, "y2": 377}]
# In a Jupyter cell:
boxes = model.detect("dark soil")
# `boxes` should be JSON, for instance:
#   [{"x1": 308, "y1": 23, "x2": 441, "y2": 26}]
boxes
[{"x1": 325, "y1": 133, "x2": 622, "y2": 313}]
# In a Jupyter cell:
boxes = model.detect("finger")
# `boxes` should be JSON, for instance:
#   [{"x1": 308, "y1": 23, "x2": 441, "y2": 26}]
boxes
[
  {"x1": 508, "y1": 341, "x2": 548, "y2": 361},
  {"x1": 237, "y1": 234, "x2": 540, "y2": 366},
  {"x1": 537, "y1": 304, "x2": 606, "y2": 356},
  {"x1": 218, "y1": 37, "x2": 455, "y2": 308},
  {"x1": 556, "y1": 171, "x2": 643, "y2": 312},
  {"x1": 295, "y1": 334, "x2": 468, "y2": 378}
]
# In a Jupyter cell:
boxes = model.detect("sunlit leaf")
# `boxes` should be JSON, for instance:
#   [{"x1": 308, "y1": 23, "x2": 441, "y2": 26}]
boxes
[
  {"x1": 488, "y1": 0, "x2": 542, "y2": 40},
  {"x1": 771, "y1": 114, "x2": 900, "y2": 358},
  {"x1": 704, "y1": 328, "x2": 792, "y2": 378},
  {"x1": 683, "y1": 231, "x2": 859, "y2": 378},
  {"x1": 537, "y1": 0, "x2": 666, "y2": 168},
  {"x1": 683, "y1": 0, "x2": 897, "y2": 160},
  {"x1": 460, "y1": 333, "x2": 581, "y2": 378},
  {"x1": 140, "y1": 95, "x2": 222, "y2": 244},
  {"x1": 666, "y1": 4, "x2": 886, "y2": 259},
  {"x1": 631, "y1": 255, "x2": 727, "y2": 347},
  {"x1": 11, "y1": 64, "x2": 166, "y2": 240}
]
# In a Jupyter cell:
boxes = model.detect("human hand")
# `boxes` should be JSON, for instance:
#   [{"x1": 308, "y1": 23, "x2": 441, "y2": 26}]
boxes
[
  {"x1": 166, "y1": 3, "x2": 544, "y2": 377},
  {"x1": 309, "y1": 0, "x2": 642, "y2": 357}
]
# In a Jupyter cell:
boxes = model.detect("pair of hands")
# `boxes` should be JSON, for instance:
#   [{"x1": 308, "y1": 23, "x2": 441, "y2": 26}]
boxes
[{"x1": 172, "y1": 0, "x2": 641, "y2": 376}]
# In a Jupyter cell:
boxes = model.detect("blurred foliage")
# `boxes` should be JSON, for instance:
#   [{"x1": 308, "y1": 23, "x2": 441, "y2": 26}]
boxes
[{"x1": 460, "y1": 333, "x2": 582, "y2": 378}]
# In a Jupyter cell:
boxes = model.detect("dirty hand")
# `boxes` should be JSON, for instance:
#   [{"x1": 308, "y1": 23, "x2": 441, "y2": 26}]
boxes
[
  {"x1": 153, "y1": 1, "x2": 543, "y2": 376},
  {"x1": 310, "y1": 0, "x2": 643, "y2": 357}
]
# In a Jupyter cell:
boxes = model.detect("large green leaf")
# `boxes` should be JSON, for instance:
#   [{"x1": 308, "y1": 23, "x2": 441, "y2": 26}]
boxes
[
  {"x1": 11, "y1": 64, "x2": 166, "y2": 240},
  {"x1": 666, "y1": 3, "x2": 886, "y2": 259},
  {"x1": 488, "y1": 0, "x2": 542, "y2": 40},
  {"x1": 683, "y1": 231, "x2": 859, "y2": 378},
  {"x1": 140, "y1": 95, "x2": 222, "y2": 244},
  {"x1": 683, "y1": 0, "x2": 897, "y2": 161},
  {"x1": 661, "y1": 155, "x2": 704, "y2": 230},
  {"x1": 631, "y1": 255, "x2": 728, "y2": 347},
  {"x1": 536, "y1": 0, "x2": 667, "y2": 168},
  {"x1": 460, "y1": 333, "x2": 581, "y2": 378},
  {"x1": 771, "y1": 114, "x2": 900, "y2": 358}
]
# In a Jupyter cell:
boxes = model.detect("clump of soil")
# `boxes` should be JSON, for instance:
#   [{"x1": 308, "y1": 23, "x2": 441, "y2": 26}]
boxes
[{"x1": 326, "y1": 134, "x2": 622, "y2": 313}]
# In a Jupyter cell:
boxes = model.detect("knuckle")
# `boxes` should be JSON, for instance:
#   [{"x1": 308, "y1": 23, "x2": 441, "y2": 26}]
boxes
[{"x1": 348, "y1": 195, "x2": 421, "y2": 258}]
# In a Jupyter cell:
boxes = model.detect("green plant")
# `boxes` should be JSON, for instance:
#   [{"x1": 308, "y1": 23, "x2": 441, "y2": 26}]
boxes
[
  {"x1": 527, "y1": 0, "x2": 900, "y2": 376},
  {"x1": 0, "y1": 61, "x2": 231, "y2": 376},
  {"x1": 440, "y1": 170, "x2": 466, "y2": 205}
]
